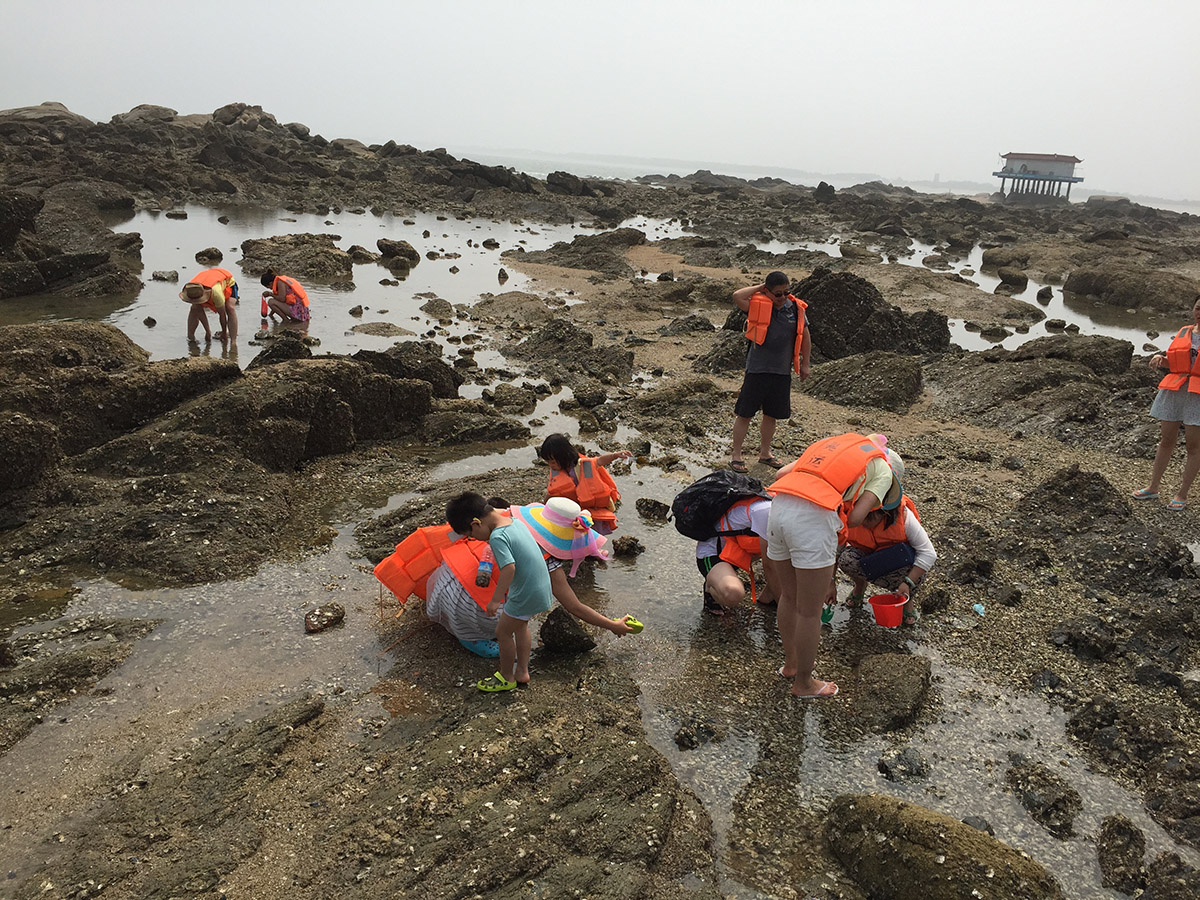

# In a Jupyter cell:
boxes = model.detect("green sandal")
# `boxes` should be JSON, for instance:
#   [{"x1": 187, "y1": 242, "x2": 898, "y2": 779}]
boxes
[
  {"x1": 477, "y1": 672, "x2": 517, "y2": 692},
  {"x1": 845, "y1": 590, "x2": 865, "y2": 610},
  {"x1": 902, "y1": 604, "x2": 920, "y2": 627}
]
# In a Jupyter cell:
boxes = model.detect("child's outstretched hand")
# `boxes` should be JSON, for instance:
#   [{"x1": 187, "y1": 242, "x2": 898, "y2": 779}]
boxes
[{"x1": 613, "y1": 615, "x2": 643, "y2": 635}]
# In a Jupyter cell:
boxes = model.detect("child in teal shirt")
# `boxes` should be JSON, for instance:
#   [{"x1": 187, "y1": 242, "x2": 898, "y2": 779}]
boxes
[{"x1": 447, "y1": 492, "x2": 553, "y2": 692}]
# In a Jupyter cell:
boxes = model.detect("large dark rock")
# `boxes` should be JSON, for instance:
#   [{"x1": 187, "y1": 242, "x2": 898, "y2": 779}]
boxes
[
  {"x1": 924, "y1": 343, "x2": 1158, "y2": 459},
  {"x1": 1096, "y1": 814, "x2": 1146, "y2": 894},
  {"x1": 238, "y1": 233, "x2": 353, "y2": 281},
  {"x1": 172, "y1": 359, "x2": 433, "y2": 468},
  {"x1": 377, "y1": 238, "x2": 421, "y2": 267},
  {"x1": 504, "y1": 228, "x2": 645, "y2": 280},
  {"x1": 849, "y1": 653, "x2": 931, "y2": 732},
  {"x1": 1004, "y1": 756, "x2": 1082, "y2": 838},
  {"x1": 803, "y1": 351, "x2": 923, "y2": 413},
  {"x1": 0, "y1": 322, "x2": 240, "y2": 456},
  {"x1": 421, "y1": 400, "x2": 531, "y2": 446},
  {"x1": 0, "y1": 412, "x2": 61, "y2": 493},
  {"x1": 826, "y1": 794, "x2": 1064, "y2": 900},
  {"x1": 0, "y1": 189, "x2": 43, "y2": 248},
  {"x1": 546, "y1": 171, "x2": 595, "y2": 197},
  {"x1": 1016, "y1": 465, "x2": 1195, "y2": 593},
  {"x1": 796, "y1": 267, "x2": 950, "y2": 360},
  {"x1": 352, "y1": 341, "x2": 464, "y2": 399},
  {"x1": 509, "y1": 318, "x2": 634, "y2": 385},
  {"x1": 1069, "y1": 696, "x2": 1181, "y2": 771},
  {"x1": 691, "y1": 330, "x2": 748, "y2": 374},
  {"x1": 245, "y1": 333, "x2": 314, "y2": 369},
  {"x1": 1145, "y1": 853, "x2": 1200, "y2": 900},
  {"x1": 1003, "y1": 333, "x2": 1133, "y2": 375},
  {"x1": 538, "y1": 606, "x2": 597, "y2": 653}
]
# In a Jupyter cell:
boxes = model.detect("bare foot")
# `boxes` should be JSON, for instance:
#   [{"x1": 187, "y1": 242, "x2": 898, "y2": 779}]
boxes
[
  {"x1": 791, "y1": 679, "x2": 838, "y2": 699},
  {"x1": 778, "y1": 665, "x2": 798, "y2": 679}
]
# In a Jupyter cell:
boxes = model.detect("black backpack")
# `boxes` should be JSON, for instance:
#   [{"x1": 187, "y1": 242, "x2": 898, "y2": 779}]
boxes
[{"x1": 670, "y1": 470, "x2": 771, "y2": 541}]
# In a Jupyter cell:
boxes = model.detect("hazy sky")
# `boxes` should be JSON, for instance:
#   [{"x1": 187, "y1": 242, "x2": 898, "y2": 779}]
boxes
[{"x1": 4, "y1": 0, "x2": 1198, "y2": 199}]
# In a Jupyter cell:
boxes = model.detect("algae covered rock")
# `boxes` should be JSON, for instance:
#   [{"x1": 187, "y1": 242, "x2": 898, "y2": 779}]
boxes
[
  {"x1": 826, "y1": 794, "x2": 1064, "y2": 900},
  {"x1": 803, "y1": 351, "x2": 923, "y2": 413}
]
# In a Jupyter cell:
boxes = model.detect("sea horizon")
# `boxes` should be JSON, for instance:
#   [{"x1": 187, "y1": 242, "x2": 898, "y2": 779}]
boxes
[{"x1": 455, "y1": 144, "x2": 1200, "y2": 216}]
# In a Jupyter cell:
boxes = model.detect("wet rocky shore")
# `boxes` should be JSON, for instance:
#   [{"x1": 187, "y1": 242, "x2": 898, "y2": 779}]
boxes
[{"x1": 2, "y1": 101, "x2": 1199, "y2": 900}]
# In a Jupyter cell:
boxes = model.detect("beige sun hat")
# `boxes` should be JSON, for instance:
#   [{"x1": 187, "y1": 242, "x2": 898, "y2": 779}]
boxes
[{"x1": 179, "y1": 282, "x2": 206, "y2": 303}]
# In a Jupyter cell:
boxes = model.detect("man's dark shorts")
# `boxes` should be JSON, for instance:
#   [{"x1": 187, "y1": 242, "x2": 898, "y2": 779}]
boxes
[{"x1": 734, "y1": 372, "x2": 791, "y2": 420}]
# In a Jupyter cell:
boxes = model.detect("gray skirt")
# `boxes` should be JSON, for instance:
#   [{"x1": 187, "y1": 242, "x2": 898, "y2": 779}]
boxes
[{"x1": 1149, "y1": 387, "x2": 1200, "y2": 427}]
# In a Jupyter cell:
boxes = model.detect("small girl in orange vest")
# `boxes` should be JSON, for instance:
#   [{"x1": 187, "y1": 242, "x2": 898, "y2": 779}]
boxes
[
  {"x1": 260, "y1": 268, "x2": 310, "y2": 324},
  {"x1": 538, "y1": 434, "x2": 631, "y2": 535}
]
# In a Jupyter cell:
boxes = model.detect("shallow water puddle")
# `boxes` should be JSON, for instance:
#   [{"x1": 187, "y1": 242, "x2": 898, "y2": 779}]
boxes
[{"x1": 0, "y1": 527, "x2": 385, "y2": 873}]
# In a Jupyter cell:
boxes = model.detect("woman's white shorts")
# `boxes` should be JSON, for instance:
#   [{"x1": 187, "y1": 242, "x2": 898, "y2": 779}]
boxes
[{"x1": 766, "y1": 494, "x2": 842, "y2": 569}]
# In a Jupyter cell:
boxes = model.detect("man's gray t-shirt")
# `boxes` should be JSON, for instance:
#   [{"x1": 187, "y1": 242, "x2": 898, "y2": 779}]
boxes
[{"x1": 745, "y1": 299, "x2": 803, "y2": 375}]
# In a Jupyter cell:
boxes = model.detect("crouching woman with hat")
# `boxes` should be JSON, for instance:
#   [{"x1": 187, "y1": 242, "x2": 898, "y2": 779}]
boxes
[
  {"x1": 836, "y1": 487, "x2": 935, "y2": 626},
  {"x1": 765, "y1": 432, "x2": 906, "y2": 699}
]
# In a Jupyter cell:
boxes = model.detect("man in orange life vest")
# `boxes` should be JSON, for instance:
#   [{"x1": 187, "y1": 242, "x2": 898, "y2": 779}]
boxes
[{"x1": 730, "y1": 271, "x2": 811, "y2": 473}]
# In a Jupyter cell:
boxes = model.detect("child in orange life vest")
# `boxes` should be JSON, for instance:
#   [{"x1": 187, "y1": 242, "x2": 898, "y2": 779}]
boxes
[
  {"x1": 447, "y1": 491, "x2": 553, "y2": 692},
  {"x1": 696, "y1": 496, "x2": 779, "y2": 617},
  {"x1": 537, "y1": 434, "x2": 631, "y2": 535},
  {"x1": 260, "y1": 268, "x2": 310, "y2": 324},
  {"x1": 836, "y1": 493, "x2": 936, "y2": 627}
]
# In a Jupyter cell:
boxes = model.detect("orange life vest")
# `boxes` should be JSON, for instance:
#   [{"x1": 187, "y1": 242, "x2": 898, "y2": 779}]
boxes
[
  {"x1": 191, "y1": 267, "x2": 236, "y2": 301},
  {"x1": 715, "y1": 498, "x2": 765, "y2": 572},
  {"x1": 1158, "y1": 325, "x2": 1200, "y2": 395},
  {"x1": 442, "y1": 540, "x2": 496, "y2": 610},
  {"x1": 843, "y1": 495, "x2": 919, "y2": 552},
  {"x1": 547, "y1": 457, "x2": 620, "y2": 529},
  {"x1": 374, "y1": 524, "x2": 455, "y2": 604},
  {"x1": 770, "y1": 432, "x2": 886, "y2": 516},
  {"x1": 744, "y1": 292, "x2": 807, "y2": 374},
  {"x1": 373, "y1": 525, "x2": 498, "y2": 612},
  {"x1": 273, "y1": 274, "x2": 309, "y2": 308}
]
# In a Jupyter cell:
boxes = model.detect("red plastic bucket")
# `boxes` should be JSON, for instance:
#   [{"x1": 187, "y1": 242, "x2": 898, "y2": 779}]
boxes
[{"x1": 868, "y1": 592, "x2": 908, "y2": 627}]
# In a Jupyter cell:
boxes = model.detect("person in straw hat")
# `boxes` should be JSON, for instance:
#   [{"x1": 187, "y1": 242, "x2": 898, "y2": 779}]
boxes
[{"x1": 179, "y1": 267, "x2": 239, "y2": 344}]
